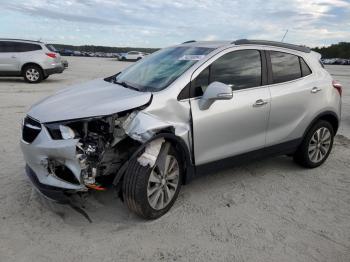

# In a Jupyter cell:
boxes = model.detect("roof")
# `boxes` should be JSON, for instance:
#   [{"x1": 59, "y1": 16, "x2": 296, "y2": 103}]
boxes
[
  {"x1": 0, "y1": 38, "x2": 43, "y2": 44},
  {"x1": 180, "y1": 40, "x2": 231, "y2": 49},
  {"x1": 180, "y1": 39, "x2": 311, "y2": 53}
]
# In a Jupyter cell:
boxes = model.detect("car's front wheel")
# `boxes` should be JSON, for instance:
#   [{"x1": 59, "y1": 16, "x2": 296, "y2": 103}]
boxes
[
  {"x1": 122, "y1": 141, "x2": 182, "y2": 219},
  {"x1": 293, "y1": 120, "x2": 334, "y2": 168},
  {"x1": 23, "y1": 65, "x2": 43, "y2": 83}
]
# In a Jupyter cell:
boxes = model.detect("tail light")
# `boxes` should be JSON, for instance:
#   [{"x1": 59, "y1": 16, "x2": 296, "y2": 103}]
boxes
[
  {"x1": 46, "y1": 52, "x2": 57, "y2": 58},
  {"x1": 332, "y1": 80, "x2": 342, "y2": 96}
]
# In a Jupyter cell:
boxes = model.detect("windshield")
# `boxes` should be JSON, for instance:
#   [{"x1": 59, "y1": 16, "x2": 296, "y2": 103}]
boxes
[{"x1": 114, "y1": 46, "x2": 214, "y2": 92}]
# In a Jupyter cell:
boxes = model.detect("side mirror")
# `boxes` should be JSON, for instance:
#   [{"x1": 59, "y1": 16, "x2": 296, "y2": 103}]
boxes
[{"x1": 198, "y1": 81, "x2": 233, "y2": 110}]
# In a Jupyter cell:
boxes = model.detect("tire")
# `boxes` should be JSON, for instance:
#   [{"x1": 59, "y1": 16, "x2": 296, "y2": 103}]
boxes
[
  {"x1": 293, "y1": 120, "x2": 334, "y2": 168},
  {"x1": 23, "y1": 65, "x2": 43, "y2": 83},
  {"x1": 122, "y1": 142, "x2": 183, "y2": 219}
]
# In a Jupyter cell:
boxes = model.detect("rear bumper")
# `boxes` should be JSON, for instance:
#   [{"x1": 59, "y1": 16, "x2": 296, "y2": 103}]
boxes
[
  {"x1": 44, "y1": 66, "x2": 64, "y2": 76},
  {"x1": 25, "y1": 164, "x2": 71, "y2": 203}
]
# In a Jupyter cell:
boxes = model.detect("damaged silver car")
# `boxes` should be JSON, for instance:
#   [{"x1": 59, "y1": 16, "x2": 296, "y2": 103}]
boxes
[{"x1": 21, "y1": 40, "x2": 341, "y2": 219}]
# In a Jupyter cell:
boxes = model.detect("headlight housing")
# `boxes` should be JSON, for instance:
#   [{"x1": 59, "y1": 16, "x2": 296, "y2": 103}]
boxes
[
  {"x1": 45, "y1": 123, "x2": 76, "y2": 140},
  {"x1": 59, "y1": 125, "x2": 75, "y2": 139}
]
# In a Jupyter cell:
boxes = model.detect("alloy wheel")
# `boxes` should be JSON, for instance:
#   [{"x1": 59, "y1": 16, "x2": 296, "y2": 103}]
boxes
[
  {"x1": 308, "y1": 127, "x2": 332, "y2": 163},
  {"x1": 26, "y1": 68, "x2": 40, "y2": 82},
  {"x1": 147, "y1": 155, "x2": 180, "y2": 210}
]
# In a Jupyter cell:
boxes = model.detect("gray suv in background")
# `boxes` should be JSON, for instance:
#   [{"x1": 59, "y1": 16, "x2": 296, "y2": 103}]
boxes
[
  {"x1": 0, "y1": 39, "x2": 64, "y2": 83},
  {"x1": 20, "y1": 39, "x2": 342, "y2": 219}
]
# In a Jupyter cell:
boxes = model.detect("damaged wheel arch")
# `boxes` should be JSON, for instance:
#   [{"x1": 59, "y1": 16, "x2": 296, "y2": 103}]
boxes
[{"x1": 113, "y1": 132, "x2": 195, "y2": 189}]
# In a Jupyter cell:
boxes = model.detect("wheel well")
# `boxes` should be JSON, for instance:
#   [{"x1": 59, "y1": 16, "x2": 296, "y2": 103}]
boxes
[
  {"x1": 21, "y1": 63, "x2": 43, "y2": 75},
  {"x1": 318, "y1": 114, "x2": 339, "y2": 133},
  {"x1": 304, "y1": 112, "x2": 339, "y2": 139}
]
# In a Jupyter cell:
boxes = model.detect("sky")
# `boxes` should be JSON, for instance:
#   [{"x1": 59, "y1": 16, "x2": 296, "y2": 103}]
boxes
[{"x1": 0, "y1": 0, "x2": 349, "y2": 48}]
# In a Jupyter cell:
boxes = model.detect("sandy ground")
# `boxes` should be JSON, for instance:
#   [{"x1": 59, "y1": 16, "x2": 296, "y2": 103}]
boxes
[{"x1": 0, "y1": 57, "x2": 349, "y2": 262}]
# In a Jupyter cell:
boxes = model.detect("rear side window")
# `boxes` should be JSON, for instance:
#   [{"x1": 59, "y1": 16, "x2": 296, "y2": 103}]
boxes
[
  {"x1": 270, "y1": 51, "x2": 301, "y2": 83},
  {"x1": 18, "y1": 43, "x2": 42, "y2": 52},
  {"x1": 210, "y1": 50, "x2": 262, "y2": 91},
  {"x1": 0, "y1": 42, "x2": 42, "y2": 52},
  {"x1": 300, "y1": 57, "x2": 312, "y2": 76},
  {"x1": 45, "y1": 44, "x2": 57, "y2": 52}
]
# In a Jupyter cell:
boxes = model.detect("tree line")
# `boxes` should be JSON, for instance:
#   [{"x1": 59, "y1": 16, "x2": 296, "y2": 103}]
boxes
[
  {"x1": 52, "y1": 42, "x2": 350, "y2": 58},
  {"x1": 312, "y1": 42, "x2": 350, "y2": 59},
  {"x1": 51, "y1": 44, "x2": 158, "y2": 54}
]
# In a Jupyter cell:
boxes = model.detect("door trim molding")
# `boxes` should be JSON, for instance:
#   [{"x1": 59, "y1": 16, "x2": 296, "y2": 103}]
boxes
[{"x1": 194, "y1": 138, "x2": 302, "y2": 176}]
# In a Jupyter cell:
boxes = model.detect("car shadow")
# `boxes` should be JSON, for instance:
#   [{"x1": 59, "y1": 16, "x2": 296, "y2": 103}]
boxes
[{"x1": 32, "y1": 155, "x2": 299, "y2": 226}]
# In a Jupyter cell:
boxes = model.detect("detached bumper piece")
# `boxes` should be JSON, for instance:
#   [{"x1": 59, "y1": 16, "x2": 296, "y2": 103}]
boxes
[
  {"x1": 25, "y1": 165, "x2": 92, "y2": 222},
  {"x1": 25, "y1": 164, "x2": 70, "y2": 203}
]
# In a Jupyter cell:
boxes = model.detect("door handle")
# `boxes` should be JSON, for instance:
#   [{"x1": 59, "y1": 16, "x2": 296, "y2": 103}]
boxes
[
  {"x1": 311, "y1": 87, "x2": 322, "y2": 93},
  {"x1": 253, "y1": 99, "x2": 268, "y2": 107}
]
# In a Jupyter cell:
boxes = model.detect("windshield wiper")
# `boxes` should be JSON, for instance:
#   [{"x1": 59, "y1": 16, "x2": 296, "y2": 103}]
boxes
[{"x1": 114, "y1": 80, "x2": 140, "y2": 91}]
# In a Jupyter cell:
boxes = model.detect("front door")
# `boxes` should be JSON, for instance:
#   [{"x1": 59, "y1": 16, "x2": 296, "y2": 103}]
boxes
[{"x1": 190, "y1": 49, "x2": 270, "y2": 165}]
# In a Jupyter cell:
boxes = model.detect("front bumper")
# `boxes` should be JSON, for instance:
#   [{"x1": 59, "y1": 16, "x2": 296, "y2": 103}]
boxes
[
  {"x1": 25, "y1": 165, "x2": 71, "y2": 203},
  {"x1": 20, "y1": 120, "x2": 85, "y2": 191}
]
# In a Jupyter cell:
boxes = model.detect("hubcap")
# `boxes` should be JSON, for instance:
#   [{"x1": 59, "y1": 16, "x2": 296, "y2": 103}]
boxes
[
  {"x1": 26, "y1": 68, "x2": 40, "y2": 82},
  {"x1": 147, "y1": 155, "x2": 179, "y2": 210},
  {"x1": 308, "y1": 127, "x2": 331, "y2": 163}
]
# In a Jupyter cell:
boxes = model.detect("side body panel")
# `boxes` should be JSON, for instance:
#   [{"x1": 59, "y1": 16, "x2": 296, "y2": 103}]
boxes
[
  {"x1": 0, "y1": 51, "x2": 21, "y2": 72},
  {"x1": 264, "y1": 47, "x2": 341, "y2": 146}
]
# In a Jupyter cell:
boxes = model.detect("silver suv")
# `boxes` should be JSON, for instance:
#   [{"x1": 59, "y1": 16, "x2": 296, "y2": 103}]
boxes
[
  {"x1": 0, "y1": 39, "x2": 64, "y2": 83},
  {"x1": 20, "y1": 40, "x2": 342, "y2": 219}
]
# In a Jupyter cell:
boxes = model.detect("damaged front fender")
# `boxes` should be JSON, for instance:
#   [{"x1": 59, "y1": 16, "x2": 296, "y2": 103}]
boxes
[{"x1": 123, "y1": 111, "x2": 189, "y2": 143}]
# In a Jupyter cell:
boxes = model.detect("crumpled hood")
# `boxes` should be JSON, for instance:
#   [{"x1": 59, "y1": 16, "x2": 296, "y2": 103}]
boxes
[{"x1": 27, "y1": 79, "x2": 152, "y2": 123}]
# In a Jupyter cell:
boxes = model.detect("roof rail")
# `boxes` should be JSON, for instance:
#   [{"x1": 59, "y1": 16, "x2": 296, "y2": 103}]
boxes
[
  {"x1": 182, "y1": 40, "x2": 196, "y2": 44},
  {"x1": 233, "y1": 39, "x2": 311, "y2": 53},
  {"x1": 0, "y1": 38, "x2": 43, "y2": 43}
]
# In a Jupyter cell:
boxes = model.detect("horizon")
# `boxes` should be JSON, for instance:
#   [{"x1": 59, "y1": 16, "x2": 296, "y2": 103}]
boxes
[{"x1": 1, "y1": 0, "x2": 350, "y2": 48}]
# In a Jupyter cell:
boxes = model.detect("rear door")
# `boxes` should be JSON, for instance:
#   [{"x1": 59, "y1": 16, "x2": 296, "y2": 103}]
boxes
[
  {"x1": 190, "y1": 49, "x2": 270, "y2": 165},
  {"x1": 266, "y1": 50, "x2": 314, "y2": 146},
  {"x1": 0, "y1": 41, "x2": 21, "y2": 72}
]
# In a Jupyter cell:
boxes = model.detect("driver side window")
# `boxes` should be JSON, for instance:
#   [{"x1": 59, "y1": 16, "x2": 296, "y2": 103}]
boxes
[{"x1": 190, "y1": 49, "x2": 262, "y2": 98}]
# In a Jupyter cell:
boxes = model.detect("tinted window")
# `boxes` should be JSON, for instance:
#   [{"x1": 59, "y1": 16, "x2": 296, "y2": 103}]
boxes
[
  {"x1": 45, "y1": 44, "x2": 57, "y2": 52},
  {"x1": 0, "y1": 41, "x2": 17, "y2": 52},
  {"x1": 300, "y1": 57, "x2": 312, "y2": 76},
  {"x1": 0, "y1": 41, "x2": 41, "y2": 52},
  {"x1": 192, "y1": 67, "x2": 210, "y2": 96},
  {"x1": 270, "y1": 51, "x2": 301, "y2": 83},
  {"x1": 19, "y1": 43, "x2": 42, "y2": 52},
  {"x1": 210, "y1": 50, "x2": 262, "y2": 91}
]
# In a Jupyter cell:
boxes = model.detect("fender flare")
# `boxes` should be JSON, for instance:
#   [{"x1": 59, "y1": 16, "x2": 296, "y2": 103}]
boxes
[{"x1": 302, "y1": 111, "x2": 339, "y2": 140}]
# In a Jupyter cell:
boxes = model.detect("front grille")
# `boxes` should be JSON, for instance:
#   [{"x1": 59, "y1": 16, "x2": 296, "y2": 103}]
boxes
[{"x1": 22, "y1": 116, "x2": 41, "y2": 143}]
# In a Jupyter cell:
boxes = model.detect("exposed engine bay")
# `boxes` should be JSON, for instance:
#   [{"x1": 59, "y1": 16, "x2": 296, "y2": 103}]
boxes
[{"x1": 44, "y1": 111, "x2": 144, "y2": 189}]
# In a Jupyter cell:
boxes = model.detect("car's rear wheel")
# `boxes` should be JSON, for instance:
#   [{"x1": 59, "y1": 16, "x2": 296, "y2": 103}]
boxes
[
  {"x1": 122, "y1": 141, "x2": 182, "y2": 219},
  {"x1": 293, "y1": 120, "x2": 334, "y2": 168},
  {"x1": 23, "y1": 65, "x2": 43, "y2": 83}
]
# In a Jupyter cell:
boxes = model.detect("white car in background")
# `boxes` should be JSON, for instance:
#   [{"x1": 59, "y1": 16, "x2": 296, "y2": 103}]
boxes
[
  {"x1": 0, "y1": 38, "x2": 64, "y2": 83},
  {"x1": 121, "y1": 51, "x2": 148, "y2": 61}
]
